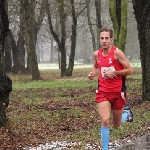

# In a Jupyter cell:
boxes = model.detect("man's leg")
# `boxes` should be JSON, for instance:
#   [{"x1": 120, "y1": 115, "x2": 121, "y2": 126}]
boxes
[
  {"x1": 112, "y1": 106, "x2": 133, "y2": 128},
  {"x1": 98, "y1": 101, "x2": 111, "y2": 150},
  {"x1": 112, "y1": 92, "x2": 132, "y2": 127},
  {"x1": 112, "y1": 109, "x2": 123, "y2": 128}
]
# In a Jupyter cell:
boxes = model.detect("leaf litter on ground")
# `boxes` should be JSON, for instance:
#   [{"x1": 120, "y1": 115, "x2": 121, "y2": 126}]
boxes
[{"x1": 0, "y1": 68, "x2": 150, "y2": 149}]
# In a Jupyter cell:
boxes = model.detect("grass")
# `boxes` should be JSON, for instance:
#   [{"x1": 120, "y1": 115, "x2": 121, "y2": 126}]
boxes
[{"x1": 1, "y1": 67, "x2": 150, "y2": 149}]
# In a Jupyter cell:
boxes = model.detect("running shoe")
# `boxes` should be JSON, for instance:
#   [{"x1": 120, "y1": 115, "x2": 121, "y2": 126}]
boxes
[{"x1": 124, "y1": 105, "x2": 133, "y2": 122}]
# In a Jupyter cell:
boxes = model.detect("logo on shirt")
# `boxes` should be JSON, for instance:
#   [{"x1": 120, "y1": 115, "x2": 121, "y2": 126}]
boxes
[
  {"x1": 109, "y1": 58, "x2": 112, "y2": 64},
  {"x1": 98, "y1": 58, "x2": 103, "y2": 62}
]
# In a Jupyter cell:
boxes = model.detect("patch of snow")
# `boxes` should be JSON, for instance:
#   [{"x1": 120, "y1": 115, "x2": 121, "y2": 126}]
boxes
[{"x1": 23, "y1": 140, "x2": 127, "y2": 150}]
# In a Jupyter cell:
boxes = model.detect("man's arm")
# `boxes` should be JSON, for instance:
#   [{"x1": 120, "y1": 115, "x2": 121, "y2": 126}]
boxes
[
  {"x1": 88, "y1": 50, "x2": 99, "y2": 80},
  {"x1": 114, "y1": 49, "x2": 133, "y2": 76},
  {"x1": 104, "y1": 49, "x2": 133, "y2": 78}
]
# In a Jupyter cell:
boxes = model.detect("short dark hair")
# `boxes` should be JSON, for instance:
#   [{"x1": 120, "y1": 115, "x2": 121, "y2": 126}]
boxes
[{"x1": 99, "y1": 27, "x2": 113, "y2": 38}]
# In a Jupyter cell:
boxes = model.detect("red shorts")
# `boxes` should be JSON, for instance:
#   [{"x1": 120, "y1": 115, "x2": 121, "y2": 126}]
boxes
[{"x1": 95, "y1": 90, "x2": 126, "y2": 110}]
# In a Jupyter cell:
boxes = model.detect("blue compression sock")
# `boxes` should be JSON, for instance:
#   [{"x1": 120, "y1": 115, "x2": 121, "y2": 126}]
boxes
[
  {"x1": 121, "y1": 111, "x2": 129, "y2": 123},
  {"x1": 100, "y1": 126, "x2": 109, "y2": 150}
]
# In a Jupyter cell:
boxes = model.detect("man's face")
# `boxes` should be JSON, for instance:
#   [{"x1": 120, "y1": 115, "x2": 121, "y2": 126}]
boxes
[{"x1": 100, "y1": 31, "x2": 113, "y2": 49}]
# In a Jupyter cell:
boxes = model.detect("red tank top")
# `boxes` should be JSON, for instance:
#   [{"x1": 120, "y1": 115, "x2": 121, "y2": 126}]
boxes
[{"x1": 97, "y1": 46, "x2": 126, "y2": 92}]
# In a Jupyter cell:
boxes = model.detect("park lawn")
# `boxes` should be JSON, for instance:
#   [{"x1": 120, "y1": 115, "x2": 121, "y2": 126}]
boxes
[{"x1": 0, "y1": 67, "x2": 149, "y2": 149}]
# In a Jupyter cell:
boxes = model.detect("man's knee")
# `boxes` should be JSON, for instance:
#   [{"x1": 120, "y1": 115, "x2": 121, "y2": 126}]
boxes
[{"x1": 101, "y1": 117, "x2": 110, "y2": 126}]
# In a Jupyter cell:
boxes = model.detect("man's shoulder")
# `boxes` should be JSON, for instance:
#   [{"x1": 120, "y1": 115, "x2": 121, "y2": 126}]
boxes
[
  {"x1": 114, "y1": 47, "x2": 124, "y2": 55},
  {"x1": 93, "y1": 50, "x2": 99, "y2": 55},
  {"x1": 114, "y1": 48, "x2": 126, "y2": 60},
  {"x1": 93, "y1": 50, "x2": 100, "y2": 59},
  {"x1": 94, "y1": 48, "x2": 103, "y2": 53}
]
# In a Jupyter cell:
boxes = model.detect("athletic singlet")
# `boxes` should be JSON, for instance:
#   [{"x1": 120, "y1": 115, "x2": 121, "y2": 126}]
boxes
[{"x1": 96, "y1": 46, "x2": 126, "y2": 92}]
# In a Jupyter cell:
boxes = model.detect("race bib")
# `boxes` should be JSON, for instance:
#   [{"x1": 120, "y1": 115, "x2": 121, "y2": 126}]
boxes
[{"x1": 101, "y1": 66, "x2": 116, "y2": 78}]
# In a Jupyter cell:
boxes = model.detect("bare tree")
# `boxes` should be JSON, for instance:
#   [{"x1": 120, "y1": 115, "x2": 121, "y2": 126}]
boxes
[
  {"x1": 46, "y1": 0, "x2": 67, "y2": 77},
  {"x1": 23, "y1": 0, "x2": 47, "y2": 80},
  {"x1": 15, "y1": 0, "x2": 26, "y2": 74},
  {"x1": 86, "y1": 0, "x2": 96, "y2": 51},
  {"x1": 3, "y1": 0, "x2": 17, "y2": 73},
  {"x1": 132, "y1": 0, "x2": 150, "y2": 101},
  {"x1": 4, "y1": 29, "x2": 13, "y2": 73},
  {"x1": 0, "y1": 0, "x2": 12, "y2": 127},
  {"x1": 86, "y1": 0, "x2": 102, "y2": 51},
  {"x1": 109, "y1": 0, "x2": 127, "y2": 52},
  {"x1": 46, "y1": 0, "x2": 87, "y2": 76},
  {"x1": 95, "y1": 0, "x2": 102, "y2": 49}
]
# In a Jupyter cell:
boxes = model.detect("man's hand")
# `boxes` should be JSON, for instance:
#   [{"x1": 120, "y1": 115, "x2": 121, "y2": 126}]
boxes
[
  {"x1": 88, "y1": 72, "x2": 95, "y2": 80},
  {"x1": 104, "y1": 71, "x2": 116, "y2": 79}
]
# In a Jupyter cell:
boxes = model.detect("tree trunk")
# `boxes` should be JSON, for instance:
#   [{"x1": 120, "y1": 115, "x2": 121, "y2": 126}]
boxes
[
  {"x1": 37, "y1": 38, "x2": 41, "y2": 63},
  {"x1": 4, "y1": 30, "x2": 12, "y2": 73},
  {"x1": 17, "y1": 32, "x2": 26, "y2": 74},
  {"x1": 23, "y1": 0, "x2": 46, "y2": 80},
  {"x1": 3, "y1": 0, "x2": 12, "y2": 73},
  {"x1": 0, "y1": 0, "x2": 12, "y2": 127},
  {"x1": 60, "y1": 1, "x2": 67, "y2": 77},
  {"x1": 17, "y1": 0, "x2": 26, "y2": 74},
  {"x1": 57, "y1": 51, "x2": 61, "y2": 69},
  {"x1": 95, "y1": 0, "x2": 102, "y2": 49},
  {"x1": 109, "y1": 0, "x2": 127, "y2": 52},
  {"x1": 66, "y1": 0, "x2": 77, "y2": 76},
  {"x1": 118, "y1": 0, "x2": 127, "y2": 51},
  {"x1": 46, "y1": 0, "x2": 67, "y2": 76},
  {"x1": 6, "y1": 29, "x2": 18, "y2": 73},
  {"x1": 132, "y1": 0, "x2": 150, "y2": 101},
  {"x1": 86, "y1": 0, "x2": 96, "y2": 52},
  {"x1": 24, "y1": 1, "x2": 40, "y2": 80},
  {"x1": 50, "y1": 38, "x2": 54, "y2": 63}
]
